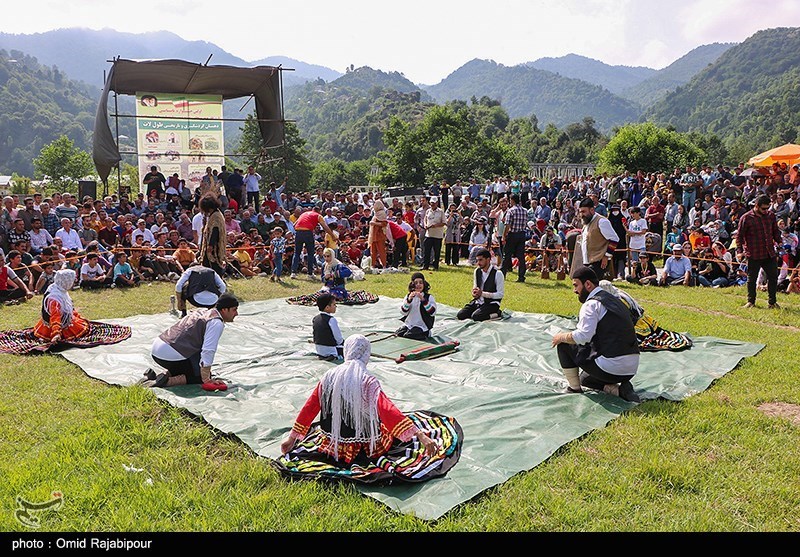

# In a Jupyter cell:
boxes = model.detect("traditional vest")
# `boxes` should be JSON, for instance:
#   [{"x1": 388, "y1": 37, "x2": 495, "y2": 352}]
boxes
[
  {"x1": 186, "y1": 267, "x2": 221, "y2": 305},
  {"x1": 159, "y1": 309, "x2": 222, "y2": 359},
  {"x1": 591, "y1": 290, "x2": 640, "y2": 359},
  {"x1": 475, "y1": 266, "x2": 502, "y2": 303},
  {"x1": 313, "y1": 313, "x2": 338, "y2": 347},
  {"x1": 400, "y1": 293, "x2": 435, "y2": 330},
  {"x1": 584, "y1": 214, "x2": 610, "y2": 264}
]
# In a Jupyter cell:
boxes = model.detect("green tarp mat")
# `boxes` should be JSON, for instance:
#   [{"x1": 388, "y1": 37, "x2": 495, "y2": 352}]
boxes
[{"x1": 57, "y1": 297, "x2": 763, "y2": 520}]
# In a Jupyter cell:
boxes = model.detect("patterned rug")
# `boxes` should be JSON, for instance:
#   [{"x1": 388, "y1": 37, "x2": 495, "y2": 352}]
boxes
[
  {"x1": 287, "y1": 290, "x2": 379, "y2": 306},
  {"x1": 636, "y1": 314, "x2": 693, "y2": 352},
  {"x1": 273, "y1": 410, "x2": 463, "y2": 485},
  {"x1": 0, "y1": 322, "x2": 133, "y2": 355}
]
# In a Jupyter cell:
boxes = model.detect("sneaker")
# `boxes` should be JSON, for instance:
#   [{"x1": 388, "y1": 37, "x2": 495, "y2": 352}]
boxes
[
  {"x1": 290, "y1": 273, "x2": 298, "y2": 279},
  {"x1": 565, "y1": 386, "x2": 583, "y2": 394},
  {"x1": 768, "y1": 303, "x2": 781, "y2": 309},
  {"x1": 618, "y1": 380, "x2": 641, "y2": 403},
  {"x1": 743, "y1": 302, "x2": 756, "y2": 308},
  {"x1": 258, "y1": 272, "x2": 268, "y2": 277}
]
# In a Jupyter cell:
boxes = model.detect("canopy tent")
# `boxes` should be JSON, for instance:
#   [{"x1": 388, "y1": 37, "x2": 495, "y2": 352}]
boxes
[
  {"x1": 747, "y1": 143, "x2": 800, "y2": 167},
  {"x1": 92, "y1": 58, "x2": 285, "y2": 184}
]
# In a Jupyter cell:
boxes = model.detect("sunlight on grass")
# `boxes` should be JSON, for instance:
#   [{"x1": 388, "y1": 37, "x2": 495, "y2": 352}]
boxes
[{"x1": 1, "y1": 269, "x2": 799, "y2": 531}]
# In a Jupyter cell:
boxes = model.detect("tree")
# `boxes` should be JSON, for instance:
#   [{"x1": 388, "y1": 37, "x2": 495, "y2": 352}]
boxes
[
  {"x1": 10, "y1": 173, "x2": 31, "y2": 195},
  {"x1": 376, "y1": 105, "x2": 526, "y2": 187},
  {"x1": 237, "y1": 116, "x2": 313, "y2": 191},
  {"x1": 597, "y1": 123, "x2": 707, "y2": 174},
  {"x1": 32, "y1": 135, "x2": 94, "y2": 193}
]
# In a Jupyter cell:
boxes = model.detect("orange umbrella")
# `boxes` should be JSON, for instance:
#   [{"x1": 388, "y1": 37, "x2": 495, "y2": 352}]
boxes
[{"x1": 748, "y1": 143, "x2": 800, "y2": 167}]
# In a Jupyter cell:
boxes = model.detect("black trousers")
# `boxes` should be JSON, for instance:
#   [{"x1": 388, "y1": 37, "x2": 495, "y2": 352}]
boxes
[
  {"x1": 0, "y1": 288, "x2": 26, "y2": 302},
  {"x1": 747, "y1": 257, "x2": 778, "y2": 305},
  {"x1": 392, "y1": 236, "x2": 408, "y2": 267},
  {"x1": 395, "y1": 325, "x2": 430, "y2": 341},
  {"x1": 445, "y1": 242, "x2": 460, "y2": 265},
  {"x1": 246, "y1": 191, "x2": 259, "y2": 210},
  {"x1": 556, "y1": 343, "x2": 634, "y2": 389},
  {"x1": 152, "y1": 352, "x2": 202, "y2": 384},
  {"x1": 502, "y1": 231, "x2": 527, "y2": 280},
  {"x1": 586, "y1": 260, "x2": 607, "y2": 282},
  {"x1": 456, "y1": 300, "x2": 501, "y2": 321},
  {"x1": 423, "y1": 236, "x2": 442, "y2": 270},
  {"x1": 81, "y1": 277, "x2": 113, "y2": 289}
]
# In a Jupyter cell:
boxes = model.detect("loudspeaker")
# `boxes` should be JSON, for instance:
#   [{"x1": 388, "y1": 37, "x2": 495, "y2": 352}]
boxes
[{"x1": 78, "y1": 180, "x2": 97, "y2": 201}]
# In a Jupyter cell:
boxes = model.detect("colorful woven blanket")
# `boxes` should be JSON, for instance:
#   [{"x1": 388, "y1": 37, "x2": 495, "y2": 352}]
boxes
[
  {"x1": 287, "y1": 290, "x2": 379, "y2": 306},
  {"x1": 273, "y1": 410, "x2": 463, "y2": 485},
  {"x1": 0, "y1": 322, "x2": 132, "y2": 355}
]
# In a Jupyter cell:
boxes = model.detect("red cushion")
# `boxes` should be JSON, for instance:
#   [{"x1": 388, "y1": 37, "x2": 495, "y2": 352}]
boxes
[{"x1": 201, "y1": 380, "x2": 228, "y2": 392}]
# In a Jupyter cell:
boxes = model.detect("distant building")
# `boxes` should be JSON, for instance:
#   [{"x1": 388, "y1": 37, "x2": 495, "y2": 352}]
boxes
[{"x1": 0, "y1": 176, "x2": 13, "y2": 197}]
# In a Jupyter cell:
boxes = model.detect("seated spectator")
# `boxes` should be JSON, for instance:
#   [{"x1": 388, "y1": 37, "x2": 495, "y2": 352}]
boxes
[
  {"x1": 173, "y1": 238, "x2": 197, "y2": 270},
  {"x1": 659, "y1": 243, "x2": 693, "y2": 286},
  {"x1": 6, "y1": 249, "x2": 34, "y2": 293},
  {"x1": 113, "y1": 251, "x2": 142, "y2": 287},
  {"x1": 80, "y1": 252, "x2": 114, "y2": 289},
  {"x1": 626, "y1": 251, "x2": 658, "y2": 285},
  {"x1": 232, "y1": 239, "x2": 257, "y2": 277},
  {"x1": 34, "y1": 261, "x2": 56, "y2": 295}
]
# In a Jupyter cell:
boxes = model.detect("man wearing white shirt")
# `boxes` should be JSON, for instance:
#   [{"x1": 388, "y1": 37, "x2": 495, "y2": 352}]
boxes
[
  {"x1": 243, "y1": 166, "x2": 262, "y2": 209},
  {"x1": 131, "y1": 219, "x2": 156, "y2": 245},
  {"x1": 174, "y1": 265, "x2": 227, "y2": 317},
  {"x1": 574, "y1": 197, "x2": 619, "y2": 281},
  {"x1": 54, "y1": 218, "x2": 82, "y2": 251},
  {"x1": 28, "y1": 217, "x2": 53, "y2": 255},
  {"x1": 191, "y1": 210, "x2": 205, "y2": 247},
  {"x1": 551, "y1": 265, "x2": 640, "y2": 403},
  {"x1": 457, "y1": 248, "x2": 504, "y2": 321},
  {"x1": 143, "y1": 293, "x2": 238, "y2": 389}
]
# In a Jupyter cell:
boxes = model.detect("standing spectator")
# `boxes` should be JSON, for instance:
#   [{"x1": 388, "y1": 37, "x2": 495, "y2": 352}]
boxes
[
  {"x1": 679, "y1": 166, "x2": 699, "y2": 209},
  {"x1": 243, "y1": 166, "x2": 262, "y2": 209},
  {"x1": 607, "y1": 205, "x2": 628, "y2": 280},
  {"x1": 645, "y1": 195, "x2": 665, "y2": 240},
  {"x1": 574, "y1": 198, "x2": 619, "y2": 282},
  {"x1": 501, "y1": 194, "x2": 528, "y2": 282},
  {"x1": 422, "y1": 197, "x2": 445, "y2": 271},
  {"x1": 738, "y1": 194, "x2": 781, "y2": 308},
  {"x1": 387, "y1": 216, "x2": 410, "y2": 268},
  {"x1": 444, "y1": 203, "x2": 463, "y2": 266},
  {"x1": 142, "y1": 166, "x2": 167, "y2": 199}
]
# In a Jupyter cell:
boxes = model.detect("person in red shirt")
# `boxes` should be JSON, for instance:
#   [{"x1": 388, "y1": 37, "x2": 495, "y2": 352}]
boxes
[
  {"x1": 291, "y1": 208, "x2": 334, "y2": 279},
  {"x1": 387, "y1": 216, "x2": 410, "y2": 268},
  {"x1": 280, "y1": 334, "x2": 438, "y2": 464},
  {"x1": 645, "y1": 195, "x2": 665, "y2": 240}
]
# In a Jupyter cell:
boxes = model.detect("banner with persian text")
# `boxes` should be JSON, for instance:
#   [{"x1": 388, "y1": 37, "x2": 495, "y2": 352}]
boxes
[{"x1": 135, "y1": 92, "x2": 225, "y2": 194}]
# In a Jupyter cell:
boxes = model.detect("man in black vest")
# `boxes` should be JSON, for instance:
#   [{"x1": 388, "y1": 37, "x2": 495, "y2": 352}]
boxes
[
  {"x1": 174, "y1": 265, "x2": 227, "y2": 317},
  {"x1": 457, "y1": 248, "x2": 504, "y2": 321},
  {"x1": 551, "y1": 265, "x2": 641, "y2": 402},
  {"x1": 143, "y1": 293, "x2": 239, "y2": 389}
]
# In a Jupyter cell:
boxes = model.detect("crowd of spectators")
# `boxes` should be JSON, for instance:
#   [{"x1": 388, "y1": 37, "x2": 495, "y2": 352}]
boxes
[{"x1": 1, "y1": 159, "x2": 798, "y2": 306}]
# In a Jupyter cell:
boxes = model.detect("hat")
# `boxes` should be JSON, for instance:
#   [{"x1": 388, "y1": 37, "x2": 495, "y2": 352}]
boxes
[
  {"x1": 672, "y1": 243, "x2": 683, "y2": 252},
  {"x1": 430, "y1": 196, "x2": 439, "y2": 204},
  {"x1": 639, "y1": 251, "x2": 649, "y2": 258}
]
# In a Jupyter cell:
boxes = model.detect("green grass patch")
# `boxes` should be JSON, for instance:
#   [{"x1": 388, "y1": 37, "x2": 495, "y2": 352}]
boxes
[{"x1": 1, "y1": 269, "x2": 799, "y2": 531}]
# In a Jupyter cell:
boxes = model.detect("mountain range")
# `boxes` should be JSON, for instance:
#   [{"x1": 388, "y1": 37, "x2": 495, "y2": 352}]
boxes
[{"x1": 0, "y1": 26, "x2": 793, "y2": 176}]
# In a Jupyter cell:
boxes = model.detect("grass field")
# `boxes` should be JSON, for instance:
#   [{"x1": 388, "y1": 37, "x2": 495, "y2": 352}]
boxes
[{"x1": 1, "y1": 265, "x2": 799, "y2": 532}]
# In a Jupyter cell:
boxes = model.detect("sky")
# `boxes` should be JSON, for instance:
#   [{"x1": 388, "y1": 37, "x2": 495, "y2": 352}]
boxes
[{"x1": 3, "y1": 0, "x2": 800, "y2": 84}]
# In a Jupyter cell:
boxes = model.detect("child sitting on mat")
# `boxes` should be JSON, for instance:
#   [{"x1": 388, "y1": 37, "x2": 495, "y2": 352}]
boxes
[
  {"x1": 396, "y1": 271, "x2": 437, "y2": 340},
  {"x1": 312, "y1": 292, "x2": 344, "y2": 361}
]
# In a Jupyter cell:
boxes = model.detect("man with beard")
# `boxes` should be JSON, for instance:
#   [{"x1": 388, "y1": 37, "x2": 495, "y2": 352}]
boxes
[
  {"x1": 551, "y1": 265, "x2": 640, "y2": 403},
  {"x1": 572, "y1": 198, "x2": 619, "y2": 281}
]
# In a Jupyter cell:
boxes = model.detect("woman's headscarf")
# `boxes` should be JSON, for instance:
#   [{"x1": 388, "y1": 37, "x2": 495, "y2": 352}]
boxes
[
  {"x1": 44, "y1": 269, "x2": 76, "y2": 328},
  {"x1": 322, "y1": 247, "x2": 341, "y2": 278},
  {"x1": 371, "y1": 200, "x2": 387, "y2": 223},
  {"x1": 598, "y1": 279, "x2": 644, "y2": 321},
  {"x1": 319, "y1": 334, "x2": 381, "y2": 460}
]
